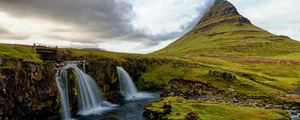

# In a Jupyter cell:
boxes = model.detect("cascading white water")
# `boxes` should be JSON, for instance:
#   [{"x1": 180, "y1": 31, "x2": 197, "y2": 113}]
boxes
[
  {"x1": 117, "y1": 66, "x2": 154, "y2": 100},
  {"x1": 55, "y1": 62, "x2": 115, "y2": 119},
  {"x1": 55, "y1": 69, "x2": 71, "y2": 120},
  {"x1": 67, "y1": 64, "x2": 115, "y2": 115},
  {"x1": 117, "y1": 66, "x2": 138, "y2": 96}
]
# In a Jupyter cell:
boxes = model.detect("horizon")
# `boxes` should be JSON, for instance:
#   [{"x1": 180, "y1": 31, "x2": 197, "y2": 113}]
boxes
[{"x1": 0, "y1": 0, "x2": 299, "y2": 54}]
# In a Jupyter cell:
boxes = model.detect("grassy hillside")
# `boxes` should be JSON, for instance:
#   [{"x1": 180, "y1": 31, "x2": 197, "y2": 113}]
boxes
[
  {"x1": 154, "y1": 0, "x2": 300, "y2": 57},
  {"x1": 0, "y1": 43, "x2": 299, "y2": 119},
  {"x1": 1, "y1": 43, "x2": 299, "y2": 103},
  {"x1": 145, "y1": 97, "x2": 290, "y2": 120},
  {"x1": 0, "y1": 44, "x2": 40, "y2": 62}
]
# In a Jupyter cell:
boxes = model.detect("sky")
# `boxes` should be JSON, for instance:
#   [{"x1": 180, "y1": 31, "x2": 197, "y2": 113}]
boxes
[{"x1": 0, "y1": 0, "x2": 299, "y2": 54}]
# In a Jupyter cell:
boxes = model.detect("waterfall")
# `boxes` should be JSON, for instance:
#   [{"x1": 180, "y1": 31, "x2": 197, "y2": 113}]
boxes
[
  {"x1": 55, "y1": 69, "x2": 71, "y2": 120},
  {"x1": 117, "y1": 66, "x2": 138, "y2": 96},
  {"x1": 117, "y1": 66, "x2": 154, "y2": 100},
  {"x1": 55, "y1": 62, "x2": 115, "y2": 119}
]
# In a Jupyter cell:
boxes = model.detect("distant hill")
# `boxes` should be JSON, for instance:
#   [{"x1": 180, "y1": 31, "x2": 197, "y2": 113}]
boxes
[{"x1": 154, "y1": 0, "x2": 300, "y2": 57}]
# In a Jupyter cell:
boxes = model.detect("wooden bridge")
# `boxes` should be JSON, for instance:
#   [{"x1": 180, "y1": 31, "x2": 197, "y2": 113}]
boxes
[{"x1": 33, "y1": 43, "x2": 63, "y2": 62}]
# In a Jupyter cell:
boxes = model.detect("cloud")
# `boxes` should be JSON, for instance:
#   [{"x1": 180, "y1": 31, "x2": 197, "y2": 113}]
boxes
[
  {"x1": 0, "y1": 0, "x2": 215, "y2": 47},
  {"x1": 0, "y1": 26, "x2": 30, "y2": 40},
  {"x1": 0, "y1": 0, "x2": 134, "y2": 41},
  {"x1": 130, "y1": 0, "x2": 215, "y2": 36},
  {"x1": 0, "y1": 27, "x2": 8, "y2": 34},
  {"x1": 229, "y1": 0, "x2": 300, "y2": 41}
]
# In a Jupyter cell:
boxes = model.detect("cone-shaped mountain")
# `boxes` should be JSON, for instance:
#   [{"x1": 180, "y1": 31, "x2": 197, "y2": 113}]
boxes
[{"x1": 155, "y1": 0, "x2": 300, "y2": 57}]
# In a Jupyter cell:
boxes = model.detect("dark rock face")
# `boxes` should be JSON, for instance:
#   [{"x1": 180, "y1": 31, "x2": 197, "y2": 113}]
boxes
[
  {"x1": 184, "y1": 111, "x2": 198, "y2": 120},
  {"x1": 143, "y1": 110, "x2": 165, "y2": 120},
  {"x1": 0, "y1": 61, "x2": 59, "y2": 119},
  {"x1": 162, "y1": 103, "x2": 172, "y2": 115},
  {"x1": 209, "y1": 70, "x2": 237, "y2": 81},
  {"x1": 161, "y1": 79, "x2": 223, "y2": 99}
]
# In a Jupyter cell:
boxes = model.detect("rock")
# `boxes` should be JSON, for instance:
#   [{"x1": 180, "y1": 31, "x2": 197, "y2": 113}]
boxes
[
  {"x1": 264, "y1": 104, "x2": 272, "y2": 109},
  {"x1": 0, "y1": 61, "x2": 60, "y2": 119},
  {"x1": 209, "y1": 70, "x2": 237, "y2": 81},
  {"x1": 240, "y1": 73, "x2": 255, "y2": 80},
  {"x1": 143, "y1": 110, "x2": 164, "y2": 120},
  {"x1": 290, "y1": 111, "x2": 298, "y2": 115},
  {"x1": 232, "y1": 98, "x2": 238, "y2": 103},
  {"x1": 162, "y1": 103, "x2": 172, "y2": 115},
  {"x1": 185, "y1": 111, "x2": 199, "y2": 120}
]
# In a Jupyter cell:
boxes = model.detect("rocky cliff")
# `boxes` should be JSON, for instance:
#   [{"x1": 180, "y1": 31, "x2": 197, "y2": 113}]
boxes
[
  {"x1": 0, "y1": 55, "x2": 163, "y2": 119},
  {"x1": 0, "y1": 60, "x2": 59, "y2": 119}
]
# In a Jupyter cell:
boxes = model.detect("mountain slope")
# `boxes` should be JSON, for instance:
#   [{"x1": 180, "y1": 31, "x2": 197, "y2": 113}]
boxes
[{"x1": 154, "y1": 0, "x2": 300, "y2": 57}]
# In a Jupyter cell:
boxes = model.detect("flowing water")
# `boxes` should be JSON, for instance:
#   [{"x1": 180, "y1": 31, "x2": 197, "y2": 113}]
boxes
[
  {"x1": 289, "y1": 110, "x2": 300, "y2": 120},
  {"x1": 117, "y1": 66, "x2": 155, "y2": 100},
  {"x1": 67, "y1": 64, "x2": 115, "y2": 116},
  {"x1": 55, "y1": 69, "x2": 71, "y2": 120},
  {"x1": 56, "y1": 62, "x2": 115, "y2": 120},
  {"x1": 56, "y1": 63, "x2": 158, "y2": 120},
  {"x1": 76, "y1": 92, "x2": 160, "y2": 120},
  {"x1": 117, "y1": 66, "x2": 138, "y2": 96}
]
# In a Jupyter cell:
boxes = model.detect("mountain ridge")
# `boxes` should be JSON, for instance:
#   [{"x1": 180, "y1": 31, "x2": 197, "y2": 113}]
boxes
[{"x1": 154, "y1": 0, "x2": 300, "y2": 57}]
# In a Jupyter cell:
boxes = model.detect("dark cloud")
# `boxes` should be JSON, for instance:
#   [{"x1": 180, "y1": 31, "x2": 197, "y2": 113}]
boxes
[
  {"x1": 0, "y1": 0, "x2": 215, "y2": 47},
  {"x1": 0, "y1": 0, "x2": 134, "y2": 40}
]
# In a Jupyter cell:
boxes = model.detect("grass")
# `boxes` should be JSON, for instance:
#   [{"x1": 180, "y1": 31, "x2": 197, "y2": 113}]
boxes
[
  {"x1": 0, "y1": 44, "x2": 41, "y2": 63},
  {"x1": 154, "y1": 17, "x2": 300, "y2": 57},
  {"x1": 145, "y1": 97, "x2": 290, "y2": 120},
  {"x1": 1, "y1": 43, "x2": 299, "y2": 104},
  {"x1": 140, "y1": 55, "x2": 300, "y2": 104},
  {"x1": 0, "y1": 43, "x2": 299, "y2": 119}
]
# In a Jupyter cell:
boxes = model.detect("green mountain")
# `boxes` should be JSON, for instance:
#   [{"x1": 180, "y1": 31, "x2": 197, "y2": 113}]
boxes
[{"x1": 155, "y1": 0, "x2": 300, "y2": 57}]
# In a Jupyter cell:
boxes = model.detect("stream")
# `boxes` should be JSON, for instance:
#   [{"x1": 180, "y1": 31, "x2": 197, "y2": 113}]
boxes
[
  {"x1": 289, "y1": 110, "x2": 300, "y2": 120},
  {"x1": 76, "y1": 92, "x2": 160, "y2": 120}
]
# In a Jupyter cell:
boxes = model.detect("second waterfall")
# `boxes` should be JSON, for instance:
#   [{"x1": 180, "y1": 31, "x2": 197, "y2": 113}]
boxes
[{"x1": 117, "y1": 66, "x2": 154, "y2": 100}]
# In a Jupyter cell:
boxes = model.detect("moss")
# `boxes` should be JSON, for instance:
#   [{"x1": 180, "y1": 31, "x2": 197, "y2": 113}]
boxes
[{"x1": 145, "y1": 97, "x2": 290, "y2": 120}]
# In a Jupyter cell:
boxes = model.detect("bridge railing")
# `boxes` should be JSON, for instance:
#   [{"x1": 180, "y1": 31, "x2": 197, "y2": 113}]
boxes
[{"x1": 33, "y1": 43, "x2": 58, "y2": 49}]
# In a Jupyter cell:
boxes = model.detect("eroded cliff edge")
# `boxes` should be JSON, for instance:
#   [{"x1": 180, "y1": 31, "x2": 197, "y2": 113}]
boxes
[{"x1": 0, "y1": 55, "x2": 164, "y2": 119}]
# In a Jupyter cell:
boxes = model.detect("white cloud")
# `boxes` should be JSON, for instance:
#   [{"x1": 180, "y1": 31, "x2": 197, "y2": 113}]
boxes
[
  {"x1": 0, "y1": 0, "x2": 214, "y2": 53},
  {"x1": 97, "y1": 39, "x2": 175, "y2": 54},
  {"x1": 229, "y1": 0, "x2": 300, "y2": 41},
  {"x1": 131, "y1": 0, "x2": 209, "y2": 35}
]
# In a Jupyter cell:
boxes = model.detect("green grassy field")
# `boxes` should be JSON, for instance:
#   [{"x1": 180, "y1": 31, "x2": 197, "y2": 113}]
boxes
[
  {"x1": 0, "y1": 44, "x2": 41, "y2": 62},
  {"x1": 145, "y1": 97, "x2": 290, "y2": 120}
]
